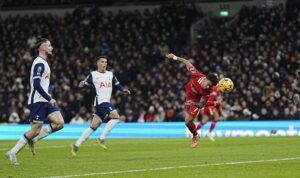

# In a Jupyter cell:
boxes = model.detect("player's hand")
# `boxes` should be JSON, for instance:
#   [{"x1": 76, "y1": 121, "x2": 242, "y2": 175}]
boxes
[
  {"x1": 122, "y1": 88, "x2": 131, "y2": 95},
  {"x1": 49, "y1": 99, "x2": 57, "y2": 106},
  {"x1": 165, "y1": 53, "x2": 177, "y2": 60},
  {"x1": 78, "y1": 81, "x2": 85, "y2": 88}
]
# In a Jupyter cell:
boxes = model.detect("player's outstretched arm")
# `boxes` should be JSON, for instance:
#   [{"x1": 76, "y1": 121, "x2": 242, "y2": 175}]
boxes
[
  {"x1": 79, "y1": 73, "x2": 92, "y2": 88},
  {"x1": 112, "y1": 74, "x2": 131, "y2": 95},
  {"x1": 205, "y1": 93, "x2": 222, "y2": 107},
  {"x1": 122, "y1": 88, "x2": 131, "y2": 95},
  {"x1": 78, "y1": 81, "x2": 85, "y2": 88},
  {"x1": 165, "y1": 53, "x2": 193, "y2": 69},
  {"x1": 184, "y1": 99, "x2": 206, "y2": 109}
]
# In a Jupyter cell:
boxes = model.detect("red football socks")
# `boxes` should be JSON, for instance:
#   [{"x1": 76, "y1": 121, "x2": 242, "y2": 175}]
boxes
[
  {"x1": 195, "y1": 121, "x2": 204, "y2": 131},
  {"x1": 186, "y1": 122, "x2": 197, "y2": 136},
  {"x1": 209, "y1": 120, "x2": 218, "y2": 133}
]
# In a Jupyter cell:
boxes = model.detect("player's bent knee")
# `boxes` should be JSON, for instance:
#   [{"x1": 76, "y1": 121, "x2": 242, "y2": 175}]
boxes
[
  {"x1": 51, "y1": 121, "x2": 64, "y2": 131},
  {"x1": 90, "y1": 126, "x2": 98, "y2": 131},
  {"x1": 110, "y1": 114, "x2": 120, "y2": 119},
  {"x1": 32, "y1": 130, "x2": 41, "y2": 137},
  {"x1": 55, "y1": 120, "x2": 64, "y2": 128},
  {"x1": 91, "y1": 116, "x2": 101, "y2": 129},
  {"x1": 185, "y1": 120, "x2": 192, "y2": 125},
  {"x1": 91, "y1": 123, "x2": 100, "y2": 130},
  {"x1": 58, "y1": 122, "x2": 64, "y2": 129},
  {"x1": 109, "y1": 111, "x2": 120, "y2": 119},
  {"x1": 185, "y1": 116, "x2": 193, "y2": 124},
  {"x1": 49, "y1": 111, "x2": 64, "y2": 122}
]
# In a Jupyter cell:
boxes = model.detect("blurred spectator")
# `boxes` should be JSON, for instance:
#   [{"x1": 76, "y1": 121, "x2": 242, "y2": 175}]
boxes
[
  {"x1": 70, "y1": 114, "x2": 85, "y2": 124},
  {"x1": 192, "y1": 3, "x2": 300, "y2": 120},
  {"x1": 8, "y1": 110, "x2": 20, "y2": 124},
  {"x1": 154, "y1": 103, "x2": 165, "y2": 122},
  {"x1": 0, "y1": 3, "x2": 299, "y2": 124},
  {"x1": 145, "y1": 106, "x2": 155, "y2": 122}
]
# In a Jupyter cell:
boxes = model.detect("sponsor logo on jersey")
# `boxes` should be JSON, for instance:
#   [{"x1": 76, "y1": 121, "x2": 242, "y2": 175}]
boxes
[{"x1": 100, "y1": 82, "x2": 112, "y2": 88}]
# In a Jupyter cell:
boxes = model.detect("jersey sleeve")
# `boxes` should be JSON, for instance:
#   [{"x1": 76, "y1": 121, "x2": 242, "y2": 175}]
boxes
[
  {"x1": 205, "y1": 88, "x2": 221, "y2": 107},
  {"x1": 84, "y1": 73, "x2": 93, "y2": 85},
  {"x1": 33, "y1": 63, "x2": 45, "y2": 79},
  {"x1": 33, "y1": 78, "x2": 52, "y2": 101},
  {"x1": 112, "y1": 74, "x2": 124, "y2": 91},
  {"x1": 187, "y1": 65, "x2": 205, "y2": 78},
  {"x1": 32, "y1": 63, "x2": 52, "y2": 101}
]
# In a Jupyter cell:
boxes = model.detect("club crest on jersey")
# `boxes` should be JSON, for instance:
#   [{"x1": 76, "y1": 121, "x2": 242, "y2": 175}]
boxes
[
  {"x1": 37, "y1": 66, "x2": 42, "y2": 75},
  {"x1": 100, "y1": 82, "x2": 112, "y2": 88}
]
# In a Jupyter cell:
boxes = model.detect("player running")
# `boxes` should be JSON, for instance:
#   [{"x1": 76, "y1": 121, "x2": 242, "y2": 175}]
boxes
[
  {"x1": 71, "y1": 56, "x2": 130, "y2": 156},
  {"x1": 165, "y1": 53, "x2": 218, "y2": 148},
  {"x1": 6, "y1": 37, "x2": 64, "y2": 165}
]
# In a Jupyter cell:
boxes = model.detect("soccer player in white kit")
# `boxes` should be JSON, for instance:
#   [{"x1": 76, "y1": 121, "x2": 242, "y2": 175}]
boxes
[
  {"x1": 71, "y1": 56, "x2": 130, "y2": 156},
  {"x1": 6, "y1": 37, "x2": 64, "y2": 165}
]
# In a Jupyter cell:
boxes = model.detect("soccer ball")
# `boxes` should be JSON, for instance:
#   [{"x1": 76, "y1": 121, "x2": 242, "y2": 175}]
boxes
[{"x1": 218, "y1": 78, "x2": 234, "y2": 94}]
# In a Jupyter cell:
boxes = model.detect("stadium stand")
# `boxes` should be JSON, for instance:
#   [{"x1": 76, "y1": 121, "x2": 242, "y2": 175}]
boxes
[{"x1": 0, "y1": 1, "x2": 299, "y2": 123}]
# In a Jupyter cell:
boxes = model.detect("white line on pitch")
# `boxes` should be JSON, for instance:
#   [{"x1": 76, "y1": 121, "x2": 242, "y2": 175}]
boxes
[{"x1": 40, "y1": 157, "x2": 300, "y2": 178}]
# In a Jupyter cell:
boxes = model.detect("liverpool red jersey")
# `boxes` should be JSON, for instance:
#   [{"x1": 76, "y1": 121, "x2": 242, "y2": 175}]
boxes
[{"x1": 185, "y1": 65, "x2": 211, "y2": 102}]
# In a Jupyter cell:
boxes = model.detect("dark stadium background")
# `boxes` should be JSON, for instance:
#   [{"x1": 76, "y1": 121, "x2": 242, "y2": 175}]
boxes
[
  {"x1": 0, "y1": 0, "x2": 299, "y2": 124},
  {"x1": 1, "y1": 1, "x2": 300, "y2": 177}
]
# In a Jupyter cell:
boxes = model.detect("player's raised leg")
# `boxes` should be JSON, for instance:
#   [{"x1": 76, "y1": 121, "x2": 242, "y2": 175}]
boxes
[
  {"x1": 71, "y1": 115, "x2": 102, "y2": 156},
  {"x1": 73, "y1": 56, "x2": 130, "y2": 154},
  {"x1": 98, "y1": 110, "x2": 120, "y2": 150},
  {"x1": 185, "y1": 107, "x2": 200, "y2": 148},
  {"x1": 33, "y1": 111, "x2": 64, "y2": 142},
  {"x1": 195, "y1": 106, "x2": 211, "y2": 132},
  {"x1": 30, "y1": 108, "x2": 64, "y2": 155},
  {"x1": 206, "y1": 131, "x2": 215, "y2": 142},
  {"x1": 207, "y1": 113, "x2": 220, "y2": 142},
  {"x1": 6, "y1": 122, "x2": 42, "y2": 165},
  {"x1": 195, "y1": 114, "x2": 209, "y2": 131}
]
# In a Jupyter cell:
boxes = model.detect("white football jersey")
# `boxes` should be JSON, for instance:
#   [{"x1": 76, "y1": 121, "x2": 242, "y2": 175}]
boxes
[
  {"x1": 85, "y1": 70, "x2": 122, "y2": 105},
  {"x1": 28, "y1": 56, "x2": 51, "y2": 104}
]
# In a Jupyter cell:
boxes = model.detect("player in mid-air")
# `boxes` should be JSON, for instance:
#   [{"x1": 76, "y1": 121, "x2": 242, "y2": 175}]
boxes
[
  {"x1": 6, "y1": 37, "x2": 65, "y2": 165},
  {"x1": 165, "y1": 53, "x2": 218, "y2": 148},
  {"x1": 71, "y1": 56, "x2": 130, "y2": 156},
  {"x1": 196, "y1": 78, "x2": 234, "y2": 141}
]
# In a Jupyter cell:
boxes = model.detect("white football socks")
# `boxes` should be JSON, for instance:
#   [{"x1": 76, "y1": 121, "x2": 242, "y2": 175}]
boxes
[
  {"x1": 75, "y1": 127, "x2": 95, "y2": 147},
  {"x1": 10, "y1": 135, "x2": 28, "y2": 154},
  {"x1": 100, "y1": 119, "x2": 120, "y2": 140},
  {"x1": 33, "y1": 125, "x2": 53, "y2": 142}
]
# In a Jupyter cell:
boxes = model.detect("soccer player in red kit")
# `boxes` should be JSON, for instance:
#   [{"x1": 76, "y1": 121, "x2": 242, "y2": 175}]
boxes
[
  {"x1": 165, "y1": 53, "x2": 218, "y2": 148},
  {"x1": 196, "y1": 85, "x2": 223, "y2": 142}
]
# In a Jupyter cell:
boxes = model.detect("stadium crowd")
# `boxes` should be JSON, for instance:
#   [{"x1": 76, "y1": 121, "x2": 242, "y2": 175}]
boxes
[
  {"x1": 192, "y1": 2, "x2": 300, "y2": 121},
  {"x1": 0, "y1": 2, "x2": 299, "y2": 124}
]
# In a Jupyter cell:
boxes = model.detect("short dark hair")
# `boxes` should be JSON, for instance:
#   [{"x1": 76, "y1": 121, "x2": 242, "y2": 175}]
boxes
[
  {"x1": 35, "y1": 37, "x2": 49, "y2": 49},
  {"x1": 96, "y1": 56, "x2": 108, "y2": 61},
  {"x1": 206, "y1": 73, "x2": 219, "y2": 86}
]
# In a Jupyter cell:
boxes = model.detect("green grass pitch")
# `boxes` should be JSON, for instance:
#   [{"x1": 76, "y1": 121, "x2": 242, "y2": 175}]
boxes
[{"x1": 1, "y1": 137, "x2": 299, "y2": 178}]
